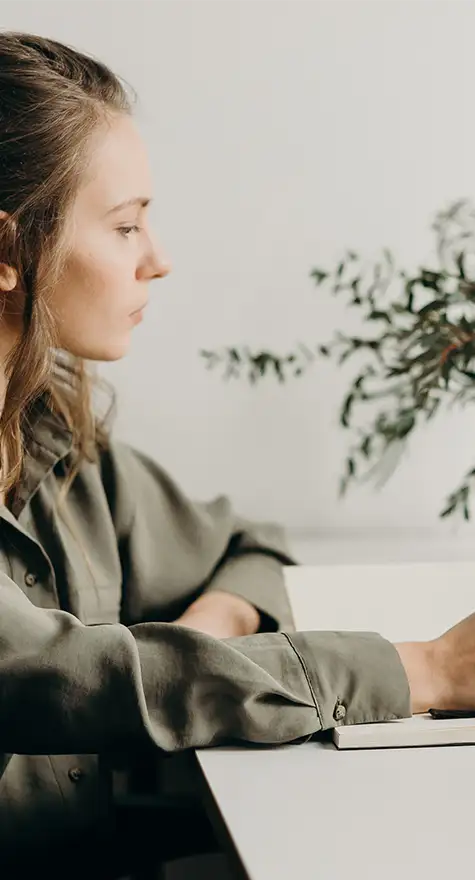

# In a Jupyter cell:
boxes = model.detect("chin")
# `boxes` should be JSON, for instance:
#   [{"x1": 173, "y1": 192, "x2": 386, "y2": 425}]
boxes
[
  {"x1": 65, "y1": 338, "x2": 132, "y2": 362},
  {"x1": 94, "y1": 343, "x2": 131, "y2": 362}
]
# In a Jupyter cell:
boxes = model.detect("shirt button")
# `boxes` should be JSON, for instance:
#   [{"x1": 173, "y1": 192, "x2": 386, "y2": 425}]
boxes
[
  {"x1": 333, "y1": 701, "x2": 347, "y2": 722},
  {"x1": 68, "y1": 768, "x2": 84, "y2": 783},
  {"x1": 24, "y1": 572, "x2": 37, "y2": 587}
]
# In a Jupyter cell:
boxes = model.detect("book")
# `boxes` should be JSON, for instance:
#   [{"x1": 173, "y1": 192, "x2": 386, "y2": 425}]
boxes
[{"x1": 332, "y1": 713, "x2": 475, "y2": 750}]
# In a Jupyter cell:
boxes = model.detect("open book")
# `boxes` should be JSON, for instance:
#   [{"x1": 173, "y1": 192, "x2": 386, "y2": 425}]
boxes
[{"x1": 284, "y1": 560, "x2": 475, "y2": 750}]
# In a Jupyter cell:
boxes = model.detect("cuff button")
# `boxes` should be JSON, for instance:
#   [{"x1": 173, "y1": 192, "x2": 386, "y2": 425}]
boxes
[{"x1": 333, "y1": 701, "x2": 347, "y2": 722}]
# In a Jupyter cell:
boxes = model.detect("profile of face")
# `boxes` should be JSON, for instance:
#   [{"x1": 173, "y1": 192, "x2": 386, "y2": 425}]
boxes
[{"x1": 48, "y1": 113, "x2": 172, "y2": 361}]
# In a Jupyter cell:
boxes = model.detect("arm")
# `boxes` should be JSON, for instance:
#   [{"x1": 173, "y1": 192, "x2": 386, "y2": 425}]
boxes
[
  {"x1": 173, "y1": 550, "x2": 292, "y2": 637},
  {"x1": 99, "y1": 440, "x2": 296, "y2": 634},
  {"x1": 0, "y1": 569, "x2": 412, "y2": 755},
  {"x1": 174, "y1": 588, "x2": 261, "y2": 638}
]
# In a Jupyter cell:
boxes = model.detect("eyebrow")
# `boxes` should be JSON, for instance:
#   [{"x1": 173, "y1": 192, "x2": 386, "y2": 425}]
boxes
[{"x1": 105, "y1": 196, "x2": 153, "y2": 216}]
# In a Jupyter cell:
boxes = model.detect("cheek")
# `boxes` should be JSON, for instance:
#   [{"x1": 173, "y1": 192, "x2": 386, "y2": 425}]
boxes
[
  {"x1": 53, "y1": 241, "x2": 132, "y2": 319},
  {"x1": 49, "y1": 240, "x2": 138, "y2": 359}
]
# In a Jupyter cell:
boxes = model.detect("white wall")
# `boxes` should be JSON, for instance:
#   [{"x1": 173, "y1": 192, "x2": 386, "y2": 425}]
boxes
[{"x1": 3, "y1": 0, "x2": 475, "y2": 540}]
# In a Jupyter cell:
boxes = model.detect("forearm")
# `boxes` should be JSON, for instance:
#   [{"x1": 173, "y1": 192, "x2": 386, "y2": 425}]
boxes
[
  {"x1": 199, "y1": 551, "x2": 296, "y2": 633},
  {"x1": 175, "y1": 589, "x2": 261, "y2": 638}
]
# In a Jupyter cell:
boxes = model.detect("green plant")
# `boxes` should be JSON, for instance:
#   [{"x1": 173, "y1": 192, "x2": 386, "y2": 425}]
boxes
[{"x1": 200, "y1": 199, "x2": 475, "y2": 521}]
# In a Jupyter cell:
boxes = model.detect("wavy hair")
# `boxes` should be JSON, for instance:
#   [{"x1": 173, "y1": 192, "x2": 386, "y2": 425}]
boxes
[{"x1": 0, "y1": 30, "x2": 137, "y2": 509}]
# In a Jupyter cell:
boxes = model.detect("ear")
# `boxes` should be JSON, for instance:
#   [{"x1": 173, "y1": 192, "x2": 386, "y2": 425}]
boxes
[
  {"x1": 0, "y1": 210, "x2": 18, "y2": 291},
  {"x1": 0, "y1": 263, "x2": 17, "y2": 292}
]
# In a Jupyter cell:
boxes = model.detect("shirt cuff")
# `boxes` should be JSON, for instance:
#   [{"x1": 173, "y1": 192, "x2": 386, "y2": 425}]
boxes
[
  {"x1": 285, "y1": 630, "x2": 412, "y2": 729},
  {"x1": 203, "y1": 552, "x2": 296, "y2": 633}
]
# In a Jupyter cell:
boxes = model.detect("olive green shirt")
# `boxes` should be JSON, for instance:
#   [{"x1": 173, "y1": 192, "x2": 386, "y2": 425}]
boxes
[{"x1": 0, "y1": 393, "x2": 411, "y2": 863}]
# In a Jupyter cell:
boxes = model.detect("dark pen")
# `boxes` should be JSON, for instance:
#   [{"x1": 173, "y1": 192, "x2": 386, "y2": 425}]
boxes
[{"x1": 428, "y1": 708, "x2": 475, "y2": 719}]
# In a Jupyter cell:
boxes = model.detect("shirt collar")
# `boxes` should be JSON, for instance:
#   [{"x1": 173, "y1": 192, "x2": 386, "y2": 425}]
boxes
[
  {"x1": 6, "y1": 392, "x2": 75, "y2": 519},
  {"x1": 24, "y1": 391, "x2": 75, "y2": 461}
]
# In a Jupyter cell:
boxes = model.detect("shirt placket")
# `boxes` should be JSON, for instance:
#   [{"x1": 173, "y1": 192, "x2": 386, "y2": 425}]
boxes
[{"x1": 0, "y1": 513, "x2": 60, "y2": 610}]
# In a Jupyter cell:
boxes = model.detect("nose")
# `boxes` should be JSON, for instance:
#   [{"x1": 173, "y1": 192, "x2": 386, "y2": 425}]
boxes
[
  {"x1": 150, "y1": 254, "x2": 172, "y2": 278},
  {"x1": 137, "y1": 234, "x2": 172, "y2": 281},
  {"x1": 147, "y1": 246, "x2": 172, "y2": 281}
]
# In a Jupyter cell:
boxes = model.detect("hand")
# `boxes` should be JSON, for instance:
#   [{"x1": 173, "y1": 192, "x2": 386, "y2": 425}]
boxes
[
  {"x1": 171, "y1": 590, "x2": 261, "y2": 640},
  {"x1": 395, "y1": 611, "x2": 475, "y2": 714}
]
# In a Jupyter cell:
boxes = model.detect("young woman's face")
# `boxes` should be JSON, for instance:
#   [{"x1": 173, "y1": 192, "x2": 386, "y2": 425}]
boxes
[{"x1": 49, "y1": 113, "x2": 171, "y2": 361}]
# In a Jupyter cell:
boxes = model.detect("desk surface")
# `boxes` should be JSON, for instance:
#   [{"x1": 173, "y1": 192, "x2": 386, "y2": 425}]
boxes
[{"x1": 196, "y1": 740, "x2": 475, "y2": 880}]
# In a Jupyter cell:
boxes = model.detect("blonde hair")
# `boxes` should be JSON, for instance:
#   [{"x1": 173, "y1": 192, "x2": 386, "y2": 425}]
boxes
[{"x1": 0, "y1": 31, "x2": 137, "y2": 509}]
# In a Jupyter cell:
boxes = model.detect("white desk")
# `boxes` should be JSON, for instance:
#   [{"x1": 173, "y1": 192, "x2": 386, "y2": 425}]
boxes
[
  {"x1": 191, "y1": 537, "x2": 475, "y2": 879},
  {"x1": 196, "y1": 739, "x2": 475, "y2": 880}
]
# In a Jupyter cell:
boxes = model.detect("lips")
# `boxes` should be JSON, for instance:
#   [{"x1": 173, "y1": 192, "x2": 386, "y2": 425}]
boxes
[{"x1": 130, "y1": 309, "x2": 144, "y2": 324}]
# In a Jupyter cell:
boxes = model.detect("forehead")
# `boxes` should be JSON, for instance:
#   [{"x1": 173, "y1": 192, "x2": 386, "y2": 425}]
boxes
[{"x1": 76, "y1": 115, "x2": 153, "y2": 214}]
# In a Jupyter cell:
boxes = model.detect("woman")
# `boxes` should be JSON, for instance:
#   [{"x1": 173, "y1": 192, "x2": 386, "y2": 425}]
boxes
[{"x1": 0, "y1": 29, "x2": 473, "y2": 880}]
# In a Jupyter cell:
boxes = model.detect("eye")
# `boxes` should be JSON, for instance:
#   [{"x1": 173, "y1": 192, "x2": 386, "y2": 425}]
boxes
[{"x1": 117, "y1": 225, "x2": 141, "y2": 238}]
